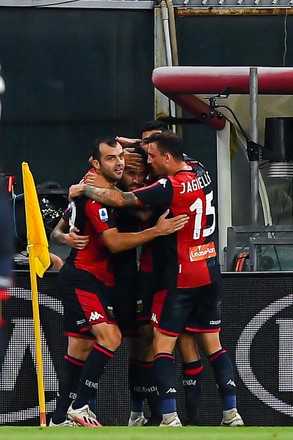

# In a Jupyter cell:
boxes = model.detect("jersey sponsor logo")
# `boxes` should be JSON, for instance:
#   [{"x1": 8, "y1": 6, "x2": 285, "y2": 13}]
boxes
[
  {"x1": 189, "y1": 242, "x2": 217, "y2": 262},
  {"x1": 179, "y1": 171, "x2": 211, "y2": 194},
  {"x1": 98, "y1": 207, "x2": 108, "y2": 222},
  {"x1": 89, "y1": 311, "x2": 104, "y2": 321}
]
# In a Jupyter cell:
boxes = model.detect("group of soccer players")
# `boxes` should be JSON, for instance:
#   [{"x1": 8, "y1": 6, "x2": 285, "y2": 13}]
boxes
[{"x1": 49, "y1": 121, "x2": 244, "y2": 428}]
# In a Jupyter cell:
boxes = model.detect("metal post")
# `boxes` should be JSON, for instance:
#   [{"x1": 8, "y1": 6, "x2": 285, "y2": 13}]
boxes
[
  {"x1": 250, "y1": 67, "x2": 259, "y2": 225},
  {"x1": 160, "y1": 0, "x2": 176, "y2": 127}
]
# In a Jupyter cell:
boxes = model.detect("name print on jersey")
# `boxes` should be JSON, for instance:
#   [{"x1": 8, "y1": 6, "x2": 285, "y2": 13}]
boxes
[{"x1": 179, "y1": 170, "x2": 211, "y2": 194}]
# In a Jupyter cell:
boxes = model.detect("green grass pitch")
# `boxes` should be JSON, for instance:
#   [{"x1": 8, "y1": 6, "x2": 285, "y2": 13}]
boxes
[{"x1": 0, "y1": 426, "x2": 293, "y2": 440}]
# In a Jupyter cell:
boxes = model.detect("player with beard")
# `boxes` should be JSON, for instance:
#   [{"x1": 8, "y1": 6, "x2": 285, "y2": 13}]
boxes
[
  {"x1": 50, "y1": 144, "x2": 150, "y2": 426},
  {"x1": 69, "y1": 131, "x2": 244, "y2": 428},
  {"x1": 67, "y1": 122, "x2": 204, "y2": 425},
  {"x1": 50, "y1": 137, "x2": 189, "y2": 427},
  {"x1": 85, "y1": 145, "x2": 150, "y2": 426},
  {"x1": 115, "y1": 122, "x2": 203, "y2": 426}
]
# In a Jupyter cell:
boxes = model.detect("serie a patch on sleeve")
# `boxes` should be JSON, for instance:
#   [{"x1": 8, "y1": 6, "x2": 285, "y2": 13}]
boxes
[{"x1": 99, "y1": 207, "x2": 108, "y2": 222}]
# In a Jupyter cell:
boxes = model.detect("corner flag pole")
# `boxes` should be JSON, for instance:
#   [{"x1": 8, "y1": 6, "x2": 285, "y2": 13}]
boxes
[
  {"x1": 27, "y1": 245, "x2": 47, "y2": 427},
  {"x1": 22, "y1": 162, "x2": 51, "y2": 427}
]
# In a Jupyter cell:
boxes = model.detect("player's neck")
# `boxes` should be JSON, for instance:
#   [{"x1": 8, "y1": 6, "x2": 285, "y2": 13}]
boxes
[
  {"x1": 169, "y1": 161, "x2": 191, "y2": 175},
  {"x1": 94, "y1": 173, "x2": 116, "y2": 189}
]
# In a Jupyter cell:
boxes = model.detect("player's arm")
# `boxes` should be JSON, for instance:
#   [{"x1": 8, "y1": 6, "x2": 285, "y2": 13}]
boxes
[
  {"x1": 101, "y1": 209, "x2": 189, "y2": 253},
  {"x1": 69, "y1": 183, "x2": 137, "y2": 208},
  {"x1": 84, "y1": 173, "x2": 153, "y2": 220},
  {"x1": 50, "y1": 218, "x2": 90, "y2": 250}
]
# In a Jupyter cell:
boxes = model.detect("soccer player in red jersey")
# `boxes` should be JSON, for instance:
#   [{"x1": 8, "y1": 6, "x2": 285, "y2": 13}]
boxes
[
  {"x1": 50, "y1": 136, "x2": 189, "y2": 427},
  {"x1": 69, "y1": 130, "x2": 244, "y2": 428}
]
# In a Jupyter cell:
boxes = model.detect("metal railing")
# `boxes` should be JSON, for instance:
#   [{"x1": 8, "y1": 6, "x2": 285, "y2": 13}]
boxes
[{"x1": 226, "y1": 225, "x2": 293, "y2": 271}]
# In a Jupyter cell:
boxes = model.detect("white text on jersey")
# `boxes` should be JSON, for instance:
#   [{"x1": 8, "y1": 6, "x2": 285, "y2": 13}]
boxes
[{"x1": 180, "y1": 171, "x2": 211, "y2": 194}]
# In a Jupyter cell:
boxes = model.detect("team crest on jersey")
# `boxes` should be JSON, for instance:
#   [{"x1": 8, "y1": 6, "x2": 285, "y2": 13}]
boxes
[
  {"x1": 158, "y1": 178, "x2": 167, "y2": 188},
  {"x1": 99, "y1": 207, "x2": 108, "y2": 222}
]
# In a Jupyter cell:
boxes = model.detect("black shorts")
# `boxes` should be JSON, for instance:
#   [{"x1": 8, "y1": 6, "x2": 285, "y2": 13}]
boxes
[
  {"x1": 136, "y1": 270, "x2": 161, "y2": 326},
  {"x1": 111, "y1": 271, "x2": 139, "y2": 337},
  {"x1": 57, "y1": 264, "x2": 117, "y2": 339},
  {"x1": 151, "y1": 281, "x2": 222, "y2": 336}
]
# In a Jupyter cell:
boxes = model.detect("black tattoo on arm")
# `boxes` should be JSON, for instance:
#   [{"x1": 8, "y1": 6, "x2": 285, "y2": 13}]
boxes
[
  {"x1": 83, "y1": 184, "x2": 138, "y2": 207},
  {"x1": 83, "y1": 185, "x2": 101, "y2": 201},
  {"x1": 50, "y1": 220, "x2": 67, "y2": 245}
]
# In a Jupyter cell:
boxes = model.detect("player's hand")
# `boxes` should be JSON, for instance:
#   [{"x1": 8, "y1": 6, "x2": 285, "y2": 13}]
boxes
[
  {"x1": 85, "y1": 172, "x2": 99, "y2": 186},
  {"x1": 69, "y1": 184, "x2": 84, "y2": 200},
  {"x1": 124, "y1": 148, "x2": 145, "y2": 170},
  {"x1": 116, "y1": 136, "x2": 141, "y2": 147},
  {"x1": 155, "y1": 209, "x2": 189, "y2": 235},
  {"x1": 65, "y1": 227, "x2": 90, "y2": 249}
]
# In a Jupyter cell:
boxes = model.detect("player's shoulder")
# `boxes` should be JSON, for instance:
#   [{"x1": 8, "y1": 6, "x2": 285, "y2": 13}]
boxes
[{"x1": 156, "y1": 177, "x2": 171, "y2": 188}]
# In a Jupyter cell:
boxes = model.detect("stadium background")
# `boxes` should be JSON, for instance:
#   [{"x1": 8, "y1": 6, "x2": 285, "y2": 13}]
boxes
[
  {"x1": 1, "y1": 8, "x2": 293, "y2": 231},
  {"x1": 1, "y1": 4, "x2": 293, "y2": 428}
]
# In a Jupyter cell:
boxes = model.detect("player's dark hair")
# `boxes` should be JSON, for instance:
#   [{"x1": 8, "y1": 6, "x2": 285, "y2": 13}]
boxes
[
  {"x1": 145, "y1": 130, "x2": 184, "y2": 161},
  {"x1": 140, "y1": 120, "x2": 168, "y2": 136},
  {"x1": 92, "y1": 136, "x2": 118, "y2": 162},
  {"x1": 132, "y1": 145, "x2": 148, "y2": 167}
]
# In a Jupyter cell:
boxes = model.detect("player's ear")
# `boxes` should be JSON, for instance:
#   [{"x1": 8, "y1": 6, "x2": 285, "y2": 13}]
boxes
[
  {"x1": 164, "y1": 152, "x2": 172, "y2": 163},
  {"x1": 92, "y1": 159, "x2": 101, "y2": 170}
]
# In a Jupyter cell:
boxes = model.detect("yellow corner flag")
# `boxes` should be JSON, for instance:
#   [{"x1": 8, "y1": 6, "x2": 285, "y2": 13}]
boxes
[
  {"x1": 22, "y1": 162, "x2": 50, "y2": 427},
  {"x1": 22, "y1": 162, "x2": 50, "y2": 277}
]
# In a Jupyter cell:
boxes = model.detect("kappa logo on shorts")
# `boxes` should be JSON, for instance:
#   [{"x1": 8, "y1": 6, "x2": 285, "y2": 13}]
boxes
[
  {"x1": 166, "y1": 388, "x2": 176, "y2": 393},
  {"x1": 98, "y1": 207, "x2": 108, "y2": 222},
  {"x1": 89, "y1": 311, "x2": 104, "y2": 321}
]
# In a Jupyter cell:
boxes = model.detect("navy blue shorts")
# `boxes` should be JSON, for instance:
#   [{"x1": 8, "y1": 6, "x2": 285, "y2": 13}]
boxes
[
  {"x1": 151, "y1": 281, "x2": 222, "y2": 336},
  {"x1": 57, "y1": 264, "x2": 117, "y2": 339}
]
